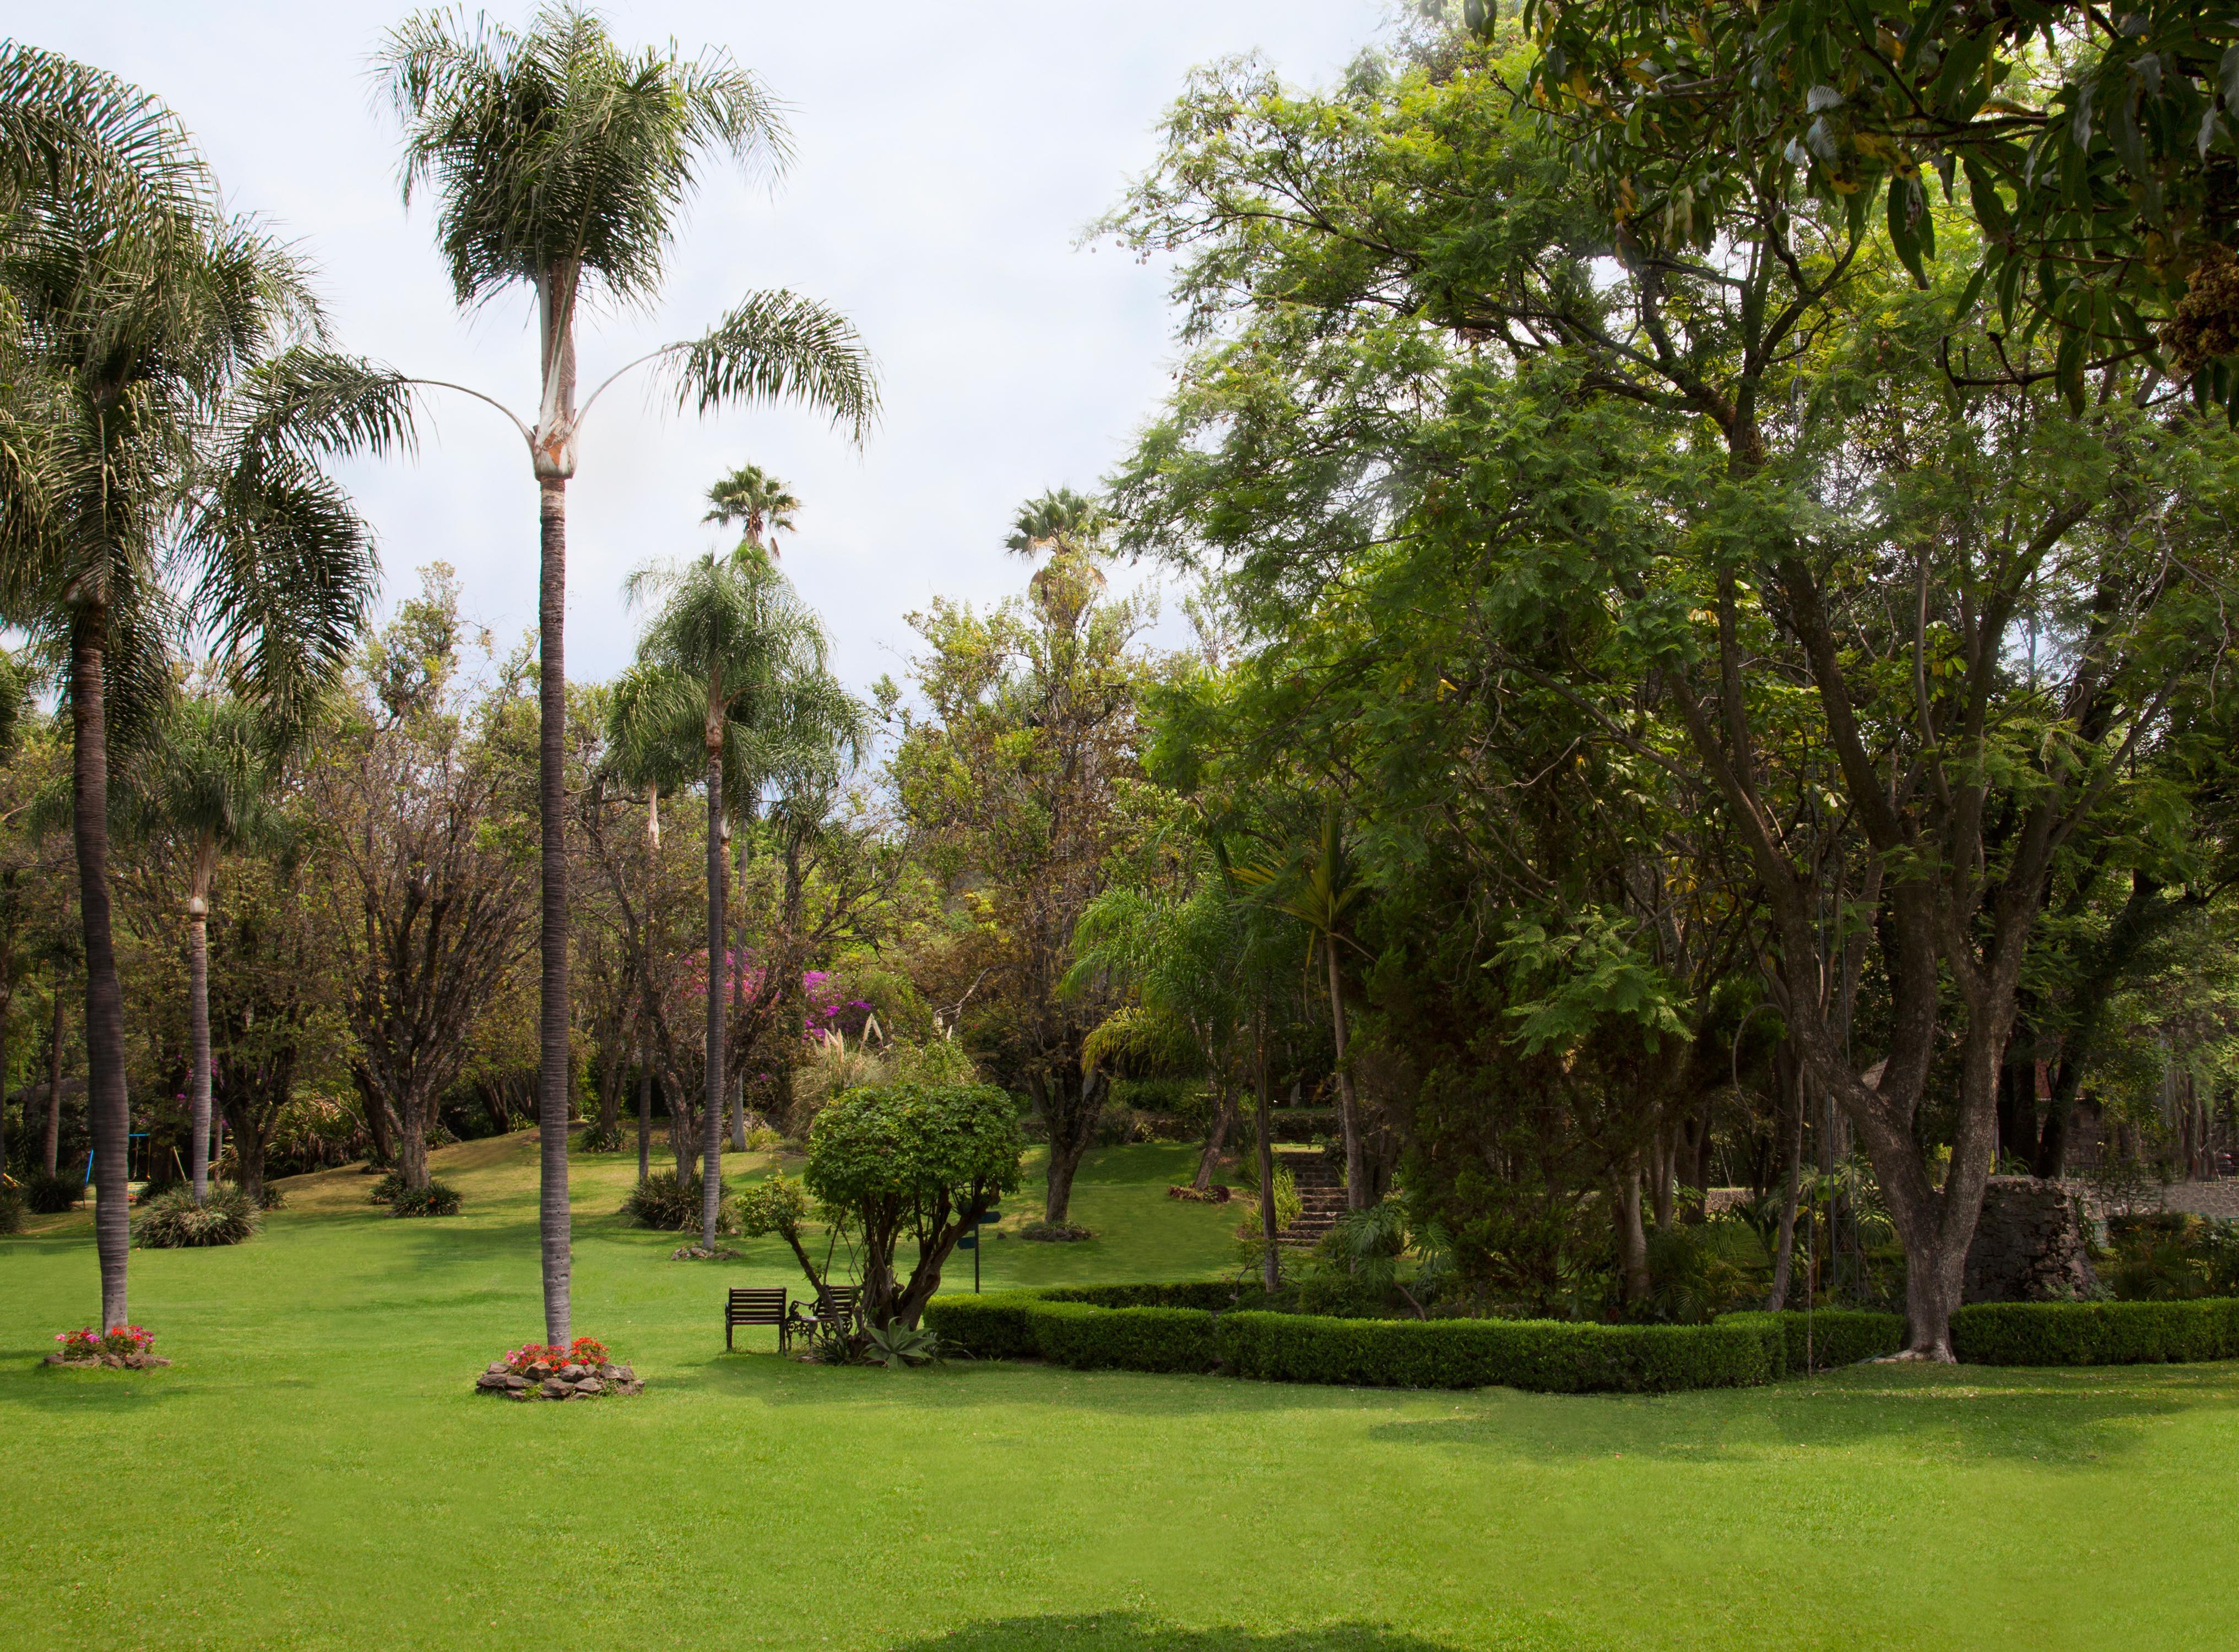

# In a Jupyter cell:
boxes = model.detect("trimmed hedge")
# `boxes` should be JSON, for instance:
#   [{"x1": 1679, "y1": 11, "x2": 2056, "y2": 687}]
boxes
[
  {"x1": 1218, "y1": 1310, "x2": 1776, "y2": 1393},
  {"x1": 1034, "y1": 1301, "x2": 1222, "y2": 1374},
  {"x1": 925, "y1": 1292, "x2": 1051, "y2": 1361},
  {"x1": 1950, "y1": 1298, "x2": 2239, "y2": 1365},
  {"x1": 1726, "y1": 1309, "x2": 1906, "y2": 1373},
  {"x1": 1039, "y1": 1282, "x2": 1249, "y2": 1312}
]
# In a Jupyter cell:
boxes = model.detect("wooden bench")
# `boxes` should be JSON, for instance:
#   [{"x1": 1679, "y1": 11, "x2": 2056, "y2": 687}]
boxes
[
  {"x1": 725, "y1": 1287, "x2": 791, "y2": 1351},
  {"x1": 793, "y1": 1284, "x2": 859, "y2": 1339}
]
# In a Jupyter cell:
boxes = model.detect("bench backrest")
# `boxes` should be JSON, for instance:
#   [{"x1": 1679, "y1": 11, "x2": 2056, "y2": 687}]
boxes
[
  {"x1": 814, "y1": 1286, "x2": 860, "y2": 1321},
  {"x1": 727, "y1": 1288, "x2": 788, "y2": 1323}
]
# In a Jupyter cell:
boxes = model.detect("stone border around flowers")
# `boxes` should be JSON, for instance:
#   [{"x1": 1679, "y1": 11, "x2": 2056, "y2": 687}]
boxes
[
  {"x1": 474, "y1": 1358, "x2": 644, "y2": 1401},
  {"x1": 44, "y1": 1353, "x2": 171, "y2": 1370}
]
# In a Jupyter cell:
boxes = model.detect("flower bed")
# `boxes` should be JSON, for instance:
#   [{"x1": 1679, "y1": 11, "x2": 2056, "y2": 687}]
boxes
[
  {"x1": 474, "y1": 1335, "x2": 643, "y2": 1401},
  {"x1": 46, "y1": 1325, "x2": 169, "y2": 1370}
]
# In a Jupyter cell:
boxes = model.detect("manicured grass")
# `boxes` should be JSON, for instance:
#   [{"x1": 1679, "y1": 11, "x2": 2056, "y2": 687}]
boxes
[{"x1": 5, "y1": 1133, "x2": 2238, "y2": 1650}]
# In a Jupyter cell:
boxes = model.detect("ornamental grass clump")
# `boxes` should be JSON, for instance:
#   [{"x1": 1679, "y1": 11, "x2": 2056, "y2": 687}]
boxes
[
  {"x1": 133, "y1": 1184, "x2": 259, "y2": 1248},
  {"x1": 24, "y1": 1172, "x2": 82, "y2": 1215},
  {"x1": 389, "y1": 1181, "x2": 461, "y2": 1218},
  {"x1": 622, "y1": 1170, "x2": 736, "y2": 1234}
]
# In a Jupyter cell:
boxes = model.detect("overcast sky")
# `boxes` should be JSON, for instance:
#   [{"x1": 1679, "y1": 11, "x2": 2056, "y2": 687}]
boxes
[{"x1": 34, "y1": 3, "x2": 1389, "y2": 697}]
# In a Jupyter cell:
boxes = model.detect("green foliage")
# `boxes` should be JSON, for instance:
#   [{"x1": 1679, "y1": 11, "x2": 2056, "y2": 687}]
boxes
[
  {"x1": 388, "y1": 1181, "x2": 462, "y2": 1218},
  {"x1": 366, "y1": 1170, "x2": 405, "y2": 1205},
  {"x1": 133, "y1": 1184, "x2": 259, "y2": 1248},
  {"x1": 921, "y1": 1294, "x2": 1221, "y2": 1375},
  {"x1": 0, "y1": 1182, "x2": 23, "y2": 1234},
  {"x1": 621, "y1": 1171, "x2": 731, "y2": 1233},
  {"x1": 734, "y1": 1170, "x2": 810, "y2": 1242},
  {"x1": 1950, "y1": 1298, "x2": 2239, "y2": 1366},
  {"x1": 803, "y1": 1080, "x2": 1023, "y2": 1221},
  {"x1": 861, "y1": 1321, "x2": 943, "y2": 1368},
  {"x1": 1217, "y1": 1309, "x2": 1776, "y2": 1394},
  {"x1": 23, "y1": 1173, "x2": 81, "y2": 1215},
  {"x1": 1723, "y1": 1311, "x2": 1906, "y2": 1374}
]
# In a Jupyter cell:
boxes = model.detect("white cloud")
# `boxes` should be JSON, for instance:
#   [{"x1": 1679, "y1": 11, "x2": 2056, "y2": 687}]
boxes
[{"x1": 40, "y1": 2, "x2": 1384, "y2": 695}]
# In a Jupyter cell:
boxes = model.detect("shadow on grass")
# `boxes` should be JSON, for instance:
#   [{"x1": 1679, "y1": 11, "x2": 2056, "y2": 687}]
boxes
[
  {"x1": 1360, "y1": 1361, "x2": 2239, "y2": 1466},
  {"x1": 888, "y1": 1615, "x2": 1458, "y2": 1652},
  {"x1": 0, "y1": 1361, "x2": 195, "y2": 1414}
]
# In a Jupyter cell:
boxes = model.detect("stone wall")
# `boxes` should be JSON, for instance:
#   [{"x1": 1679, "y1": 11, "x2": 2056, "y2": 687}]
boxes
[{"x1": 1962, "y1": 1176, "x2": 2097, "y2": 1302}]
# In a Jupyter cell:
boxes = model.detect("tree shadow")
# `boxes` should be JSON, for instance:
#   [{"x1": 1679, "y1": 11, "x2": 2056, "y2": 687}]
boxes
[
  {"x1": 1361, "y1": 1361, "x2": 2239, "y2": 1466},
  {"x1": 0, "y1": 1360, "x2": 197, "y2": 1414},
  {"x1": 887, "y1": 1615, "x2": 1460, "y2": 1652}
]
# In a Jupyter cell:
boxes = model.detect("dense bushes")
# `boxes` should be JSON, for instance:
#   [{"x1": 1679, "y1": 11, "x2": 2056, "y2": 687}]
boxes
[
  {"x1": 621, "y1": 1171, "x2": 733, "y2": 1233},
  {"x1": 1949, "y1": 1298, "x2": 2239, "y2": 1365},
  {"x1": 1040, "y1": 1282, "x2": 1251, "y2": 1311},
  {"x1": 1035, "y1": 1301, "x2": 1223, "y2": 1373},
  {"x1": 24, "y1": 1172, "x2": 82, "y2": 1214},
  {"x1": 389, "y1": 1181, "x2": 461, "y2": 1218},
  {"x1": 0, "y1": 1182, "x2": 21, "y2": 1234},
  {"x1": 134, "y1": 1184, "x2": 261, "y2": 1248}
]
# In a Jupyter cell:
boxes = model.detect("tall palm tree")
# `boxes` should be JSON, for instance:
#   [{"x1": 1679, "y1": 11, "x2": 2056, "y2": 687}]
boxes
[
  {"x1": 620, "y1": 544, "x2": 829, "y2": 1251},
  {"x1": 0, "y1": 48, "x2": 403, "y2": 1329},
  {"x1": 377, "y1": 6, "x2": 877, "y2": 1345},
  {"x1": 704, "y1": 463, "x2": 800, "y2": 556},
  {"x1": 120, "y1": 695, "x2": 285, "y2": 1203}
]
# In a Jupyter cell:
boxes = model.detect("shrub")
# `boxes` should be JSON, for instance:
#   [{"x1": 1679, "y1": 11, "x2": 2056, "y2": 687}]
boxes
[
  {"x1": 1949, "y1": 1298, "x2": 2239, "y2": 1365},
  {"x1": 1040, "y1": 1282, "x2": 1250, "y2": 1312},
  {"x1": 56, "y1": 1325, "x2": 154, "y2": 1360},
  {"x1": 1034, "y1": 1302, "x2": 1221, "y2": 1374},
  {"x1": 1723, "y1": 1309, "x2": 1905, "y2": 1373},
  {"x1": 25, "y1": 1172, "x2": 83, "y2": 1215},
  {"x1": 256, "y1": 1183, "x2": 287, "y2": 1211},
  {"x1": 1020, "y1": 1221, "x2": 1093, "y2": 1242},
  {"x1": 0, "y1": 1183, "x2": 22, "y2": 1235},
  {"x1": 1217, "y1": 1309, "x2": 1775, "y2": 1393},
  {"x1": 621, "y1": 1171, "x2": 735, "y2": 1233},
  {"x1": 366, "y1": 1170, "x2": 405, "y2": 1205},
  {"x1": 389, "y1": 1181, "x2": 462, "y2": 1218},
  {"x1": 133, "y1": 1184, "x2": 260, "y2": 1248},
  {"x1": 922, "y1": 1292, "x2": 1044, "y2": 1360}
]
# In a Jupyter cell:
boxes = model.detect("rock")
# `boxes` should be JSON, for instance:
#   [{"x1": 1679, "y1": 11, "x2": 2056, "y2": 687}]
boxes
[
  {"x1": 540, "y1": 1377, "x2": 572, "y2": 1399},
  {"x1": 485, "y1": 1361, "x2": 508, "y2": 1374},
  {"x1": 615, "y1": 1365, "x2": 635, "y2": 1383},
  {"x1": 507, "y1": 1389, "x2": 533, "y2": 1403},
  {"x1": 559, "y1": 1363, "x2": 585, "y2": 1381},
  {"x1": 615, "y1": 1380, "x2": 643, "y2": 1396},
  {"x1": 525, "y1": 1362, "x2": 553, "y2": 1381},
  {"x1": 475, "y1": 1372, "x2": 509, "y2": 1392},
  {"x1": 503, "y1": 1374, "x2": 528, "y2": 1391},
  {"x1": 597, "y1": 1362, "x2": 619, "y2": 1380},
  {"x1": 574, "y1": 1377, "x2": 605, "y2": 1395}
]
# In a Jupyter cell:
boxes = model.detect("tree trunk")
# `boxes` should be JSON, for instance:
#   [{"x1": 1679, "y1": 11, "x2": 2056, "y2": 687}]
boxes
[
  {"x1": 636, "y1": 1047, "x2": 652, "y2": 1185},
  {"x1": 536, "y1": 474, "x2": 573, "y2": 1347},
  {"x1": 71, "y1": 609, "x2": 131, "y2": 1330},
  {"x1": 1618, "y1": 1164, "x2": 1651, "y2": 1304},
  {"x1": 397, "y1": 1088, "x2": 430, "y2": 1191},
  {"x1": 1191, "y1": 1078, "x2": 1237, "y2": 1193},
  {"x1": 356, "y1": 1065, "x2": 395, "y2": 1168},
  {"x1": 187, "y1": 894, "x2": 212, "y2": 1203},
  {"x1": 730, "y1": 830, "x2": 747, "y2": 1153},
  {"x1": 1255, "y1": 1010, "x2": 1280, "y2": 1293},
  {"x1": 231, "y1": 1116, "x2": 267, "y2": 1203},
  {"x1": 42, "y1": 986, "x2": 63, "y2": 1176},
  {"x1": 1039, "y1": 1067, "x2": 1105, "y2": 1225},
  {"x1": 1326, "y1": 943, "x2": 1364, "y2": 1211},
  {"x1": 1766, "y1": 1057, "x2": 1806, "y2": 1312},
  {"x1": 702, "y1": 745, "x2": 727, "y2": 1251}
]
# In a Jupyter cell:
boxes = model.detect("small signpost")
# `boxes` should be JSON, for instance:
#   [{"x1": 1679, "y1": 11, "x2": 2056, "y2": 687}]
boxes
[{"x1": 959, "y1": 1204, "x2": 1002, "y2": 1292}]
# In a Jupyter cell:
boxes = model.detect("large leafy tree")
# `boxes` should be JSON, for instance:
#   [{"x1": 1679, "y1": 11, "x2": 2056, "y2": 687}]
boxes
[
  {"x1": 1110, "y1": 40, "x2": 2239, "y2": 1352},
  {"x1": 0, "y1": 47, "x2": 402, "y2": 1328},
  {"x1": 377, "y1": 5, "x2": 876, "y2": 1345}
]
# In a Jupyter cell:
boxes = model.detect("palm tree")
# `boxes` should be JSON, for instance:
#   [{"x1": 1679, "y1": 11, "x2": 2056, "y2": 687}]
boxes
[
  {"x1": 377, "y1": 6, "x2": 877, "y2": 1346},
  {"x1": 1238, "y1": 805, "x2": 1371, "y2": 1209},
  {"x1": 120, "y1": 695, "x2": 285, "y2": 1204},
  {"x1": 620, "y1": 544, "x2": 830, "y2": 1251},
  {"x1": 0, "y1": 48, "x2": 403, "y2": 1329},
  {"x1": 705, "y1": 463, "x2": 801, "y2": 556}
]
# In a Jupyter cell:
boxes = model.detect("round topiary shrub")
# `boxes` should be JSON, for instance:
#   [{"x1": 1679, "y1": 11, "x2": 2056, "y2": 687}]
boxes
[
  {"x1": 133, "y1": 1184, "x2": 261, "y2": 1248},
  {"x1": 25, "y1": 1172, "x2": 83, "y2": 1215},
  {"x1": 389, "y1": 1181, "x2": 462, "y2": 1218}
]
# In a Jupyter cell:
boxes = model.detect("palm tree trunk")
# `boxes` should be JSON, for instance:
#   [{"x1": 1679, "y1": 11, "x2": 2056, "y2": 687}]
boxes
[
  {"x1": 536, "y1": 475, "x2": 572, "y2": 1347},
  {"x1": 1255, "y1": 1009, "x2": 1280, "y2": 1294},
  {"x1": 730, "y1": 830, "x2": 747, "y2": 1153},
  {"x1": 187, "y1": 895, "x2": 212, "y2": 1204},
  {"x1": 702, "y1": 746, "x2": 727, "y2": 1250},
  {"x1": 42, "y1": 987, "x2": 63, "y2": 1177},
  {"x1": 71, "y1": 608, "x2": 131, "y2": 1330},
  {"x1": 1326, "y1": 943, "x2": 1364, "y2": 1210}
]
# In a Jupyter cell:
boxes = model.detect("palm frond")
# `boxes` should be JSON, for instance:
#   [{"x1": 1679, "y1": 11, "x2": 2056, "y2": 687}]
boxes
[{"x1": 667, "y1": 290, "x2": 879, "y2": 439}]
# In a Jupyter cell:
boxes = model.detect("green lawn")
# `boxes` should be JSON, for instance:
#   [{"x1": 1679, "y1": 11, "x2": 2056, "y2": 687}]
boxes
[{"x1": 4, "y1": 1132, "x2": 2236, "y2": 1650}]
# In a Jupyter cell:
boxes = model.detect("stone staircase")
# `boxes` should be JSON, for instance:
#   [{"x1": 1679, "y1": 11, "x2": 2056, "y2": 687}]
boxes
[{"x1": 1276, "y1": 1148, "x2": 1347, "y2": 1248}]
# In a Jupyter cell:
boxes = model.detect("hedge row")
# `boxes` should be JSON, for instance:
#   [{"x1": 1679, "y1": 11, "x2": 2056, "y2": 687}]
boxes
[
  {"x1": 925, "y1": 1292, "x2": 1776, "y2": 1392},
  {"x1": 1726, "y1": 1310, "x2": 1906, "y2": 1373},
  {"x1": 921, "y1": 1289, "x2": 2239, "y2": 1393},
  {"x1": 1038, "y1": 1282, "x2": 1249, "y2": 1312},
  {"x1": 1949, "y1": 1298, "x2": 2239, "y2": 1365}
]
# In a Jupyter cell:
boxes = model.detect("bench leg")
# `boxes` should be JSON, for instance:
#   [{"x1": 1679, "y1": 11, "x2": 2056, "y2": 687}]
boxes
[{"x1": 726, "y1": 1322, "x2": 733, "y2": 1352}]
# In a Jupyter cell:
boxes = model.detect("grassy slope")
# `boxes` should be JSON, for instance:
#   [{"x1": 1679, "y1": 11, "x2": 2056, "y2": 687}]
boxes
[{"x1": 2, "y1": 1133, "x2": 2234, "y2": 1651}]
